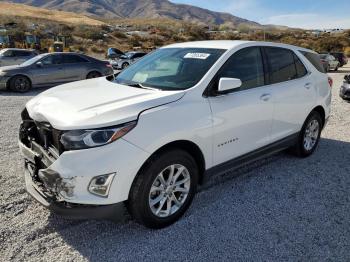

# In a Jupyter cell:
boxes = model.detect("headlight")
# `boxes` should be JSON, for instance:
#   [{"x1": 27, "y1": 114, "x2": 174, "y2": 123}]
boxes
[
  {"x1": 88, "y1": 173, "x2": 115, "y2": 197},
  {"x1": 60, "y1": 121, "x2": 137, "y2": 150},
  {"x1": 0, "y1": 71, "x2": 8, "y2": 77}
]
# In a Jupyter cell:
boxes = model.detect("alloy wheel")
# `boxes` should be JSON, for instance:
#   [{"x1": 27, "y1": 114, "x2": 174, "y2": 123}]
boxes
[
  {"x1": 148, "y1": 164, "x2": 191, "y2": 218},
  {"x1": 303, "y1": 119, "x2": 320, "y2": 151},
  {"x1": 14, "y1": 77, "x2": 30, "y2": 92}
]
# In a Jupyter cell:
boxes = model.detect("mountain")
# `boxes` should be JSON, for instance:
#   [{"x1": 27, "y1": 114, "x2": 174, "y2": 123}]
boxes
[
  {"x1": 0, "y1": 2, "x2": 105, "y2": 25},
  {"x1": 2, "y1": 0, "x2": 261, "y2": 27}
]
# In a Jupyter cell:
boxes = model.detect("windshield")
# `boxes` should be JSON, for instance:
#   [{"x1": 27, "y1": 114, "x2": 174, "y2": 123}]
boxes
[
  {"x1": 21, "y1": 54, "x2": 46, "y2": 66},
  {"x1": 320, "y1": 54, "x2": 327, "y2": 59},
  {"x1": 115, "y1": 48, "x2": 225, "y2": 90}
]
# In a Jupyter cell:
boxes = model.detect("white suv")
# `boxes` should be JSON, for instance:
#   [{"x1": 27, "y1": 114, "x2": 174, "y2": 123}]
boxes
[{"x1": 19, "y1": 41, "x2": 332, "y2": 228}]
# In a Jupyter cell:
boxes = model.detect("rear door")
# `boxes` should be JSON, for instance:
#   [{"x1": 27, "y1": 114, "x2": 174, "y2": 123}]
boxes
[
  {"x1": 61, "y1": 54, "x2": 90, "y2": 81},
  {"x1": 209, "y1": 46, "x2": 274, "y2": 165},
  {"x1": 263, "y1": 47, "x2": 316, "y2": 142}
]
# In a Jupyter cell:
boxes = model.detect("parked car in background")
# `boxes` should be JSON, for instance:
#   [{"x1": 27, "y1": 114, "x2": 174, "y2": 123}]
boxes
[
  {"x1": 107, "y1": 47, "x2": 124, "y2": 60},
  {"x1": 114, "y1": 51, "x2": 147, "y2": 69},
  {"x1": 330, "y1": 52, "x2": 348, "y2": 67},
  {"x1": 19, "y1": 41, "x2": 331, "y2": 229},
  {"x1": 0, "y1": 48, "x2": 38, "y2": 67},
  {"x1": 340, "y1": 74, "x2": 350, "y2": 100},
  {"x1": 0, "y1": 52, "x2": 113, "y2": 92},
  {"x1": 319, "y1": 54, "x2": 340, "y2": 72}
]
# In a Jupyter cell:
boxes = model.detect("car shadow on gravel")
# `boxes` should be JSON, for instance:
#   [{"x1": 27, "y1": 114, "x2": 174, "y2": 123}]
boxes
[{"x1": 45, "y1": 137, "x2": 350, "y2": 261}]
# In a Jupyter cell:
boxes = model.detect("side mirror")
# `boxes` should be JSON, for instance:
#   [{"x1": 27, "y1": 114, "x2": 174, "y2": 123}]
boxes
[
  {"x1": 36, "y1": 61, "x2": 43, "y2": 67},
  {"x1": 218, "y1": 77, "x2": 242, "y2": 93}
]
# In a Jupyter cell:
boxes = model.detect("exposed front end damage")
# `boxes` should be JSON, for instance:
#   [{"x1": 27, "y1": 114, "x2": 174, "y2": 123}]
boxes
[
  {"x1": 19, "y1": 108, "x2": 75, "y2": 202},
  {"x1": 19, "y1": 108, "x2": 127, "y2": 219}
]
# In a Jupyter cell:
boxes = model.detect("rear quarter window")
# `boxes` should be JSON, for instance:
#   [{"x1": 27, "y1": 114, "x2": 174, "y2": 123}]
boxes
[{"x1": 300, "y1": 51, "x2": 325, "y2": 73}]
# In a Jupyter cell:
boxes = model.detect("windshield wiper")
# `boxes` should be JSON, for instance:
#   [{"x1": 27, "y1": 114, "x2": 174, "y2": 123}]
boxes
[{"x1": 126, "y1": 82, "x2": 162, "y2": 91}]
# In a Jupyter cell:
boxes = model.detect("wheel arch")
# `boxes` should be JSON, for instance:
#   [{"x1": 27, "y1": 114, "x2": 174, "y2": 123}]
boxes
[
  {"x1": 136, "y1": 140, "x2": 206, "y2": 185},
  {"x1": 7, "y1": 74, "x2": 32, "y2": 89},
  {"x1": 311, "y1": 105, "x2": 326, "y2": 128},
  {"x1": 86, "y1": 70, "x2": 102, "y2": 78}
]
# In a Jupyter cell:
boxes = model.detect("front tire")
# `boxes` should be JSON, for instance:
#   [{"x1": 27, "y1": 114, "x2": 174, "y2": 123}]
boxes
[
  {"x1": 9, "y1": 75, "x2": 31, "y2": 92},
  {"x1": 121, "y1": 62, "x2": 129, "y2": 69},
  {"x1": 128, "y1": 150, "x2": 198, "y2": 229},
  {"x1": 291, "y1": 111, "x2": 322, "y2": 157}
]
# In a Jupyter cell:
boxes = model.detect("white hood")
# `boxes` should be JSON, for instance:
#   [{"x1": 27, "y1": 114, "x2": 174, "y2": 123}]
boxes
[{"x1": 26, "y1": 77, "x2": 185, "y2": 130}]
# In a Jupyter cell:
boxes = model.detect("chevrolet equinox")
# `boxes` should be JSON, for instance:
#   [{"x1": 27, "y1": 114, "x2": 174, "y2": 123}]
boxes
[{"x1": 19, "y1": 41, "x2": 332, "y2": 228}]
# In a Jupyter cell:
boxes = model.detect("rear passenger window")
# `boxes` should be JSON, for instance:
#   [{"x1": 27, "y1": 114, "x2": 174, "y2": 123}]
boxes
[
  {"x1": 216, "y1": 47, "x2": 265, "y2": 91},
  {"x1": 63, "y1": 55, "x2": 89, "y2": 64},
  {"x1": 300, "y1": 51, "x2": 325, "y2": 73},
  {"x1": 14, "y1": 51, "x2": 32, "y2": 57},
  {"x1": 294, "y1": 54, "x2": 307, "y2": 78},
  {"x1": 265, "y1": 47, "x2": 297, "y2": 84}
]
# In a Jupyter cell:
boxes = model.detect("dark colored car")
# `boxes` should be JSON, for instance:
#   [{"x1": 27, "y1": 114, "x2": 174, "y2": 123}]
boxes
[
  {"x1": 340, "y1": 75, "x2": 350, "y2": 100},
  {"x1": 0, "y1": 52, "x2": 114, "y2": 92},
  {"x1": 330, "y1": 52, "x2": 348, "y2": 67}
]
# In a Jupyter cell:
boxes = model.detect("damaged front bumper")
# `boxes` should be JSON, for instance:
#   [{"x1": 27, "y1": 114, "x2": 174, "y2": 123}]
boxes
[{"x1": 19, "y1": 141, "x2": 125, "y2": 220}]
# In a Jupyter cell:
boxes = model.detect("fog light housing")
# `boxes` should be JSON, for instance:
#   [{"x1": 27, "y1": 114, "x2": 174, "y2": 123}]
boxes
[{"x1": 88, "y1": 173, "x2": 115, "y2": 197}]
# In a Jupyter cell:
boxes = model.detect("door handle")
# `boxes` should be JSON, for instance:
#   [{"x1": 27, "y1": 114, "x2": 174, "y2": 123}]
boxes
[
  {"x1": 260, "y1": 93, "x2": 271, "y2": 101},
  {"x1": 304, "y1": 82, "x2": 312, "y2": 89}
]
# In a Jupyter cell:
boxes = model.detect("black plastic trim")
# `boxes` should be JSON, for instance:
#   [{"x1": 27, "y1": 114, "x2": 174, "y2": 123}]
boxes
[{"x1": 205, "y1": 132, "x2": 299, "y2": 176}]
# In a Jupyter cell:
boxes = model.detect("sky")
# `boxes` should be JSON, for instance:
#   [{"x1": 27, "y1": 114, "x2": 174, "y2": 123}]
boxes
[{"x1": 171, "y1": 0, "x2": 350, "y2": 29}]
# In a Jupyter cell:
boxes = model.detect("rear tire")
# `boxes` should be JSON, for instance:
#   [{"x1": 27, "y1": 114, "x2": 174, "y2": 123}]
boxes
[
  {"x1": 9, "y1": 75, "x2": 31, "y2": 93},
  {"x1": 291, "y1": 111, "x2": 322, "y2": 158},
  {"x1": 127, "y1": 149, "x2": 198, "y2": 229},
  {"x1": 86, "y1": 71, "x2": 102, "y2": 79}
]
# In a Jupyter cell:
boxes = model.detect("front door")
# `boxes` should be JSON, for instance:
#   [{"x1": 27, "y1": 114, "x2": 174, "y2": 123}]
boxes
[
  {"x1": 208, "y1": 47, "x2": 274, "y2": 166},
  {"x1": 30, "y1": 54, "x2": 66, "y2": 86}
]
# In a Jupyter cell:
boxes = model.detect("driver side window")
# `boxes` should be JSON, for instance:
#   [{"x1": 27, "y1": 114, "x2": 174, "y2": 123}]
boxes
[{"x1": 216, "y1": 47, "x2": 265, "y2": 92}]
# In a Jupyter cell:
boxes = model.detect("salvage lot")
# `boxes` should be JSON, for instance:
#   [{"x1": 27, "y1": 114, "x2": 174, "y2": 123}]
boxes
[{"x1": 1, "y1": 66, "x2": 350, "y2": 261}]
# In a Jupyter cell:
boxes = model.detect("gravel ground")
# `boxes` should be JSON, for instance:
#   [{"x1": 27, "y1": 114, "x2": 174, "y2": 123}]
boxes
[{"x1": 1, "y1": 66, "x2": 350, "y2": 262}]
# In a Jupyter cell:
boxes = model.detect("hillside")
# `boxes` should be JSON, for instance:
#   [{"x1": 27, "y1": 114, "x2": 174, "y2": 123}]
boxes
[
  {"x1": 3, "y1": 0, "x2": 261, "y2": 28},
  {"x1": 0, "y1": 2, "x2": 105, "y2": 26}
]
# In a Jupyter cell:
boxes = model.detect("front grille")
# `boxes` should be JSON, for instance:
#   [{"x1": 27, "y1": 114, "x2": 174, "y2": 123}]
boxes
[{"x1": 20, "y1": 108, "x2": 63, "y2": 155}]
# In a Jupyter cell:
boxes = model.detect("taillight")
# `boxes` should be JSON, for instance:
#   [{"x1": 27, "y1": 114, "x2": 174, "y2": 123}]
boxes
[{"x1": 328, "y1": 77, "x2": 333, "y2": 88}]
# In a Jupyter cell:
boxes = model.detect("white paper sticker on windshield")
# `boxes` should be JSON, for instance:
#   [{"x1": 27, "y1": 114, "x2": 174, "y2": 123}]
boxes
[{"x1": 184, "y1": 53, "x2": 210, "y2": 59}]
